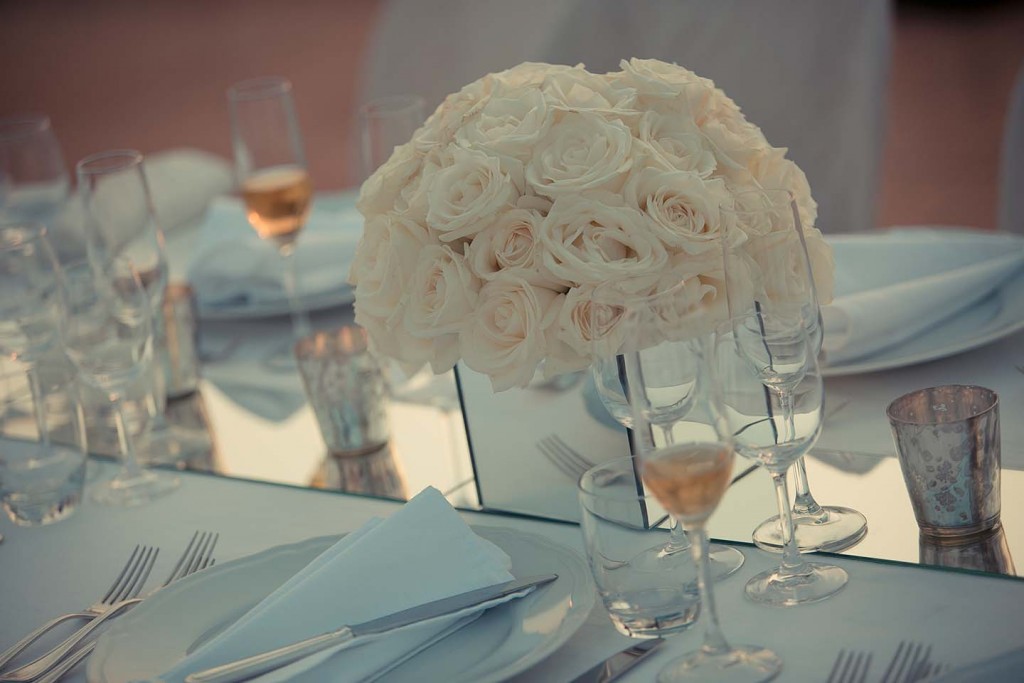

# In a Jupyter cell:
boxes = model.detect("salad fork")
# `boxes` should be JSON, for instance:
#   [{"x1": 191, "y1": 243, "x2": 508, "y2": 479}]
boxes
[
  {"x1": 2, "y1": 531, "x2": 218, "y2": 683},
  {"x1": 827, "y1": 649, "x2": 872, "y2": 683},
  {"x1": 0, "y1": 544, "x2": 158, "y2": 672}
]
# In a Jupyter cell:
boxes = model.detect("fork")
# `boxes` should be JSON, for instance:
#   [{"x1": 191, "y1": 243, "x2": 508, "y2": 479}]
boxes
[
  {"x1": 538, "y1": 434, "x2": 596, "y2": 480},
  {"x1": 827, "y1": 649, "x2": 873, "y2": 683},
  {"x1": 880, "y1": 641, "x2": 935, "y2": 683},
  {"x1": 2, "y1": 531, "x2": 219, "y2": 683},
  {"x1": 0, "y1": 544, "x2": 159, "y2": 672}
]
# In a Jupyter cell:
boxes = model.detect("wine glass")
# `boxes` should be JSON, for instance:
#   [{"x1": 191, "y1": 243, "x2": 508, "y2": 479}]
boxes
[
  {"x1": 716, "y1": 322, "x2": 848, "y2": 606},
  {"x1": 589, "y1": 331, "x2": 744, "y2": 581},
  {"x1": 0, "y1": 115, "x2": 70, "y2": 224},
  {"x1": 359, "y1": 95, "x2": 426, "y2": 179},
  {"x1": 606, "y1": 290, "x2": 780, "y2": 682},
  {"x1": 721, "y1": 188, "x2": 867, "y2": 553},
  {"x1": 76, "y1": 150, "x2": 206, "y2": 464},
  {"x1": 61, "y1": 256, "x2": 179, "y2": 505},
  {"x1": 227, "y1": 76, "x2": 313, "y2": 347}
]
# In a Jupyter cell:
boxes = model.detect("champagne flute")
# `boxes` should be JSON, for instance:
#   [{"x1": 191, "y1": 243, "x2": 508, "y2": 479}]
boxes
[
  {"x1": 76, "y1": 150, "x2": 206, "y2": 464},
  {"x1": 608, "y1": 291, "x2": 779, "y2": 682},
  {"x1": 0, "y1": 115, "x2": 70, "y2": 225},
  {"x1": 721, "y1": 189, "x2": 867, "y2": 553},
  {"x1": 359, "y1": 95, "x2": 426, "y2": 179},
  {"x1": 227, "y1": 76, "x2": 313, "y2": 345},
  {"x1": 61, "y1": 256, "x2": 178, "y2": 505},
  {"x1": 589, "y1": 327, "x2": 744, "y2": 580},
  {"x1": 0, "y1": 223, "x2": 63, "y2": 455},
  {"x1": 716, "y1": 322, "x2": 848, "y2": 606}
]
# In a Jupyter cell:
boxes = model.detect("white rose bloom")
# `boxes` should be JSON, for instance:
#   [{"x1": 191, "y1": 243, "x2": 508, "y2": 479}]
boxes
[
  {"x1": 460, "y1": 276, "x2": 562, "y2": 391},
  {"x1": 356, "y1": 141, "x2": 421, "y2": 217},
  {"x1": 702, "y1": 104, "x2": 770, "y2": 174},
  {"x1": 636, "y1": 111, "x2": 716, "y2": 177},
  {"x1": 745, "y1": 229, "x2": 834, "y2": 309},
  {"x1": 746, "y1": 149, "x2": 819, "y2": 232},
  {"x1": 615, "y1": 58, "x2": 706, "y2": 96},
  {"x1": 355, "y1": 307, "x2": 434, "y2": 370},
  {"x1": 493, "y1": 62, "x2": 553, "y2": 89},
  {"x1": 526, "y1": 111, "x2": 634, "y2": 198},
  {"x1": 455, "y1": 86, "x2": 553, "y2": 161},
  {"x1": 465, "y1": 195, "x2": 565, "y2": 289},
  {"x1": 541, "y1": 64, "x2": 637, "y2": 113},
  {"x1": 624, "y1": 167, "x2": 730, "y2": 255},
  {"x1": 538, "y1": 193, "x2": 668, "y2": 287},
  {"x1": 426, "y1": 145, "x2": 521, "y2": 242},
  {"x1": 350, "y1": 214, "x2": 434, "y2": 322},
  {"x1": 416, "y1": 75, "x2": 496, "y2": 151}
]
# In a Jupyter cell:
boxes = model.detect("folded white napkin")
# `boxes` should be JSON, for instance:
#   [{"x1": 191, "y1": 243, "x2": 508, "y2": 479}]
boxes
[
  {"x1": 187, "y1": 196, "x2": 362, "y2": 310},
  {"x1": 159, "y1": 487, "x2": 516, "y2": 683},
  {"x1": 821, "y1": 228, "x2": 1024, "y2": 364}
]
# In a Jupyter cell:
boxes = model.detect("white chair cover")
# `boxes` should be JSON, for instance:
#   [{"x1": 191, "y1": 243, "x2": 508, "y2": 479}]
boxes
[
  {"x1": 356, "y1": 0, "x2": 892, "y2": 234},
  {"x1": 999, "y1": 61, "x2": 1024, "y2": 234}
]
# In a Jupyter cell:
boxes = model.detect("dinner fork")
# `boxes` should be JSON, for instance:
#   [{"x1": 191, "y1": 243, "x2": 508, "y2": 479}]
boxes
[
  {"x1": 0, "y1": 544, "x2": 159, "y2": 672},
  {"x1": 538, "y1": 434, "x2": 596, "y2": 480},
  {"x1": 826, "y1": 649, "x2": 873, "y2": 683},
  {"x1": 2, "y1": 531, "x2": 219, "y2": 683},
  {"x1": 880, "y1": 641, "x2": 934, "y2": 683}
]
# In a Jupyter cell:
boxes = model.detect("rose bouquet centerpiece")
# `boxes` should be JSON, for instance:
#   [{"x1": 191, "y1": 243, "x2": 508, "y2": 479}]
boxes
[{"x1": 349, "y1": 58, "x2": 834, "y2": 391}]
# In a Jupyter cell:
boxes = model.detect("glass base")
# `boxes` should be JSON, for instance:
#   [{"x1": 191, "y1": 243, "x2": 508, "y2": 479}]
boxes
[
  {"x1": 141, "y1": 424, "x2": 211, "y2": 468},
  {"x1": 709, "y1": 545, "x2": 745, "y2": 580},
  {"x1": 745, "y1": 562, "x2": 848, "y2": 607},
  {"x1": 657, "y1": 645, "x2": 781, "y2": 683},
  {"x1": 752, "y1": 506, "x2": 867, "y2": 554},
  {"x1": 92, "y1": 470, "x2": 180, "y2": 507}
]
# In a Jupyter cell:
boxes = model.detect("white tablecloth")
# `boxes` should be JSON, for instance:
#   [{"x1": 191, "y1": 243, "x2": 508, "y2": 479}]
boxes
[{"x1": 1, "y1": 466, "x2": 1023, "y2": 682}]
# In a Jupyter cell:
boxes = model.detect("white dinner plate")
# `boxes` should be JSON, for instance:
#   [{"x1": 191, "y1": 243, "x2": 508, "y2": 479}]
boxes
[
  {"x1": 87, "y1": 526, "x2": 595, "y2": 683},
  {"x1": 821, "y1": 266, "x2": 1024, "y2": 377},
  {"x1": 196, "y1": 285, "x2": 354, "y2": 321}
]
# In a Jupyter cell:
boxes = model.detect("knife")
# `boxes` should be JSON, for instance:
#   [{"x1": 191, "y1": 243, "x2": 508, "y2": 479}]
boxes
[
  {"x1": 184, "y1": 574, "x2": 558, "y2": 683},
  {"x1": 570, "y1": 639, "x2": 665, "y2": 683}
]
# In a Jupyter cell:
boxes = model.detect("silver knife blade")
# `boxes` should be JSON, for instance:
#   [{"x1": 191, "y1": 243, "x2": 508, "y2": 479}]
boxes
[
  {"x1": 185, "y1": 573, "x2": 557, "y2": 683},
  {"x1": 570, "y1": 639, "x2": 664, "y2": 683}
]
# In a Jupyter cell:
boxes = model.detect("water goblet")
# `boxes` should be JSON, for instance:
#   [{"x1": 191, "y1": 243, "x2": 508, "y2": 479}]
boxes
[
  {"x1": 61, "y1": 257, "x2": 179, "y2": 505},
  {"x1": 612, "y1": 315, "x2": 780, "y2": 681},
  {"x1": 717, "y1": 322, "x2": 848, "y2": 606},
  {"x1": 721, "y1": 188, "x2": 866, "y2": 553}
]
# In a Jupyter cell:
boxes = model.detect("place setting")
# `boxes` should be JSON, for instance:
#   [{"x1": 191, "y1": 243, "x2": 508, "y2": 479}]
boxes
[{"x1": 2, "y1": 38, "x2": 1024, "y2": 683}]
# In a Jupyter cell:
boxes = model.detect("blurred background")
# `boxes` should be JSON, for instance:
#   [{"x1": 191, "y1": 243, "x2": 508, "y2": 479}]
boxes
[{"x1": 1, "y1": 0, "x2": 1022, "y2": 231}]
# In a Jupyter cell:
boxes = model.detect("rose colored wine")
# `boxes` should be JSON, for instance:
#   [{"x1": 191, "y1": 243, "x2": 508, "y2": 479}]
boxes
[
  {"x1": 241, "y1": 166, "x2": 312, "y2": 245},
  {"x1": 642, "y1": 443, "x2": 734, "y2": 523}
]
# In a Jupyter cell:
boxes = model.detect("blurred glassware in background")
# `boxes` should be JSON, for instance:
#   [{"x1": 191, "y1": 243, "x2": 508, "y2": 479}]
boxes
[
  {"x1": 0, "y1": 371, "x2": 87, "y2": 526},
  {"x1": 0, "y1": 115, "x2": 71, "y2": 230},
  {"x1": 228, "y1": 76, "x2": 314, "y2": 354},
  {"x1": 309, "y1": 442, "x2": 407, "y2": 500},
  {"x1": 60, "y1": 256, "x2": 178, "y2": 506},
  {"x1": 359, "y1": 95, "x2": 426, "y2": 179},
  {"x1": 295, "y1": 326, "x2": 390, "y2": 458}
]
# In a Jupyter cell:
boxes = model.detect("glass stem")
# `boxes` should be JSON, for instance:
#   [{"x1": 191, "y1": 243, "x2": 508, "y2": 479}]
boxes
[
  {"x1": 689, "y1": 524, "x2": 730, "y2": 656},
  {"x1": 112, "y1": 396, "x2": 143, "y2": 481},
  {"x1": 26, "y1": 367, "x2": 50, "y2": 448},
  {"x1": 791, "y1": 456, "x2": 826, "y2": 519},
  {"x1": 770, "y1": 468, "x2": 811, "y2": 577},
  {"x1": 279, "y1": 243, "x2": 311, "y2": 340}
]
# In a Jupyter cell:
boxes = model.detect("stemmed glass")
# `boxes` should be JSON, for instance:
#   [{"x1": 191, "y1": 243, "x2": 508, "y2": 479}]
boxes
[
  {"x1": 359, "y1": 95, "x2": 426, "y2": 179},
  {"x1": 61, "y1": 256, "x2": 179, "y2": 505},
  {"x1": 227, "y1": 76, "x2": 313, "y2": 347},
  {"x1": 716, "y1": 322, "x2": 848, "y2": 606},
  {"x1": 590, "y1": 343, "x2": 744, "y2": 580},
  {"x1": 595, "y1": 279, "x2": 780, "y2": 682},
  {"x1": 721, "y1": 189, "x2": 867, "y2": 553},
  {"x1": 0, "y1": 115, "x2": 70, "y2": 226},
  {"x1": 76, "y1": 149, "x2": 205, "y2": 464}
]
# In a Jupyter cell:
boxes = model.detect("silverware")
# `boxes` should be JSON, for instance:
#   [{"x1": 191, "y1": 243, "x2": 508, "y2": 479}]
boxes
[
  {"x1": 569, "y1": 639, "x2": 663, "y2": 683},
  {"x1": 1, "y1": 531, "x2": 218, "y2": 682},
  {"x1": 880, "y1": 641, "x2": 934, "y2": 683},
  {"x1": 185, "y1": 573, "x2": 558, "y2": 683},
  {"x1": 827, "y1": 649, "x2": 873, "y2": 683},
  {"x1": 538, "y1": 434, "x2": 596, "y2": 480},
  {"x1": 0, "y1": 544, "x2": 159, "y2": 672}
]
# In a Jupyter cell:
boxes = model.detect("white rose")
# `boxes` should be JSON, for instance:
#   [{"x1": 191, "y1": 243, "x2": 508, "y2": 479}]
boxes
[
  {"x1": 416, "y1": 75, "x2": 496, "y2": 151},
  {"x1": 356, "y1": 141, "x2": 421, "y2": 217},
  {"x1": 803, "y1": 228, "x2": 834, "y2": 304},
  {"x1": 540, "y1": 64, "x2": 637, "y2": 113},
  {"x1": 745, "y1": 229, "x2": 834, "y2": 310},
  {"x1": 465, "y1": 195, "x2": 564, "y2": 288},
  {"x1": 538, "y1": 193, "x2": 668, "y2": 287},
  {"x1": 745, "y1": 149, "x2": 818, "y2": 232},
  {"x1": 635, "y1": 111, "x2": 716, "y2": 177},
  {"x1": 615, "y1": 58, "x2": 707, "y2": 98},
  {"x1": 349, "y1": 214, "x2": 434, "y2": 322},
  {"x1": 426, "y1": 145, "x2": 521, "y2": 242},
  {"x1": 492, "y1": 62, "x2": 552, "y2": 89},
  {"x1": 460, "y1": 276, "x2": 562, "y2": 391},
  {"x1": 455, "y1": 85, "x2": 553, "y2": 161},
  {"x1": 354, "y1": 307, "x2": 433, "y2": 370},
  {"x1": 653, "y1": 256, "x2": 733, "y2": 337},
  {"x1": 702, "y1": 104, "x2": 770, "y2": 175},
  {"x1": 624, "y1": 167, "x2": 730, "y2": 255},
  {"x1": 553, "y1": 285, "x2": 623, "y2": 364},
  {"x1": 526, "y1": 111, "x2": 634, "y2": 198}
]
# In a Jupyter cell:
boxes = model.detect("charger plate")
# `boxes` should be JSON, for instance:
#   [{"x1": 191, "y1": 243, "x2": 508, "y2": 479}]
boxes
[{"x1": 87, "y1": 526, "x2": 594, "y2": 683}]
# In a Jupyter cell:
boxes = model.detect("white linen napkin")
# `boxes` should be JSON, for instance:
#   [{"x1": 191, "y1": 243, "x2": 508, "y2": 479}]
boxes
[
  {"x1": 187, "y1": 196, "x2": 362, "y2": 310},
  {"x1": 821, "y1": 228, "x2": 1024, "y2": 365},
  {"x1": 158, "y1": 487, "x2": 516, "y2": 683}
]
